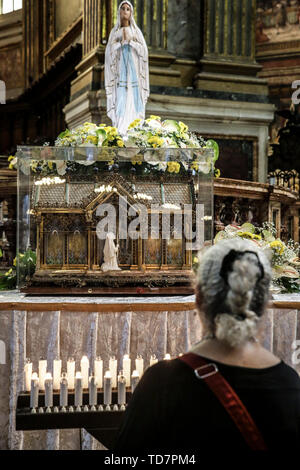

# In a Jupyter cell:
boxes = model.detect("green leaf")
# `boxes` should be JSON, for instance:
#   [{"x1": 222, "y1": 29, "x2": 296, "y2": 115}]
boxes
[
  {"x1": 57, "y1": 129, "x2": 71, "y2": 139},
  {"x1": 206, "y1": 140, "x2": 219, "y2": 162},
  {"x1": 262, "y1": 230, "x2": 275, "y2": 242},
  {"x1": 240, "y1": 223, "x2": 256, "y2": 234},
  {"x1": 96, "y1": 128, "x2": 107, "y2": 146},
  {"x1": 162, "y1": 120, "x2": 180, "y2": 133}
]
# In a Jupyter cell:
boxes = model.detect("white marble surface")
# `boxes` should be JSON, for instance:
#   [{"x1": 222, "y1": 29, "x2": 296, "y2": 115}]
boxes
[
  {"x1": 1, "y1": 290, "x2": 300, "y2": 304},
  {"x1": 0, "y1": 291, "x2": 196, "y2": 304},
  {"x1": 272, "y1": 294, "x2": 300, "y2": 301}
]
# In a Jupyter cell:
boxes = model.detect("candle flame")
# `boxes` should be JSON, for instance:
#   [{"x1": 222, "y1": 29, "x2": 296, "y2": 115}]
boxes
[
  {"x1": 75, "y1": 372, "x2": 82, "y2": 379},
  {"x1": 104, "y1": 371, "x2": 112, "y2": 378},
  {"x1": 132, "y1": 370, "x2": 140, "y2": 378}
]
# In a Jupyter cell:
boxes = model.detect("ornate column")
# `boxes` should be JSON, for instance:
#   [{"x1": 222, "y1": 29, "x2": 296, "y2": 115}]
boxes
[
  {"x1": 64, "y1": 0, "x2": 109, "y2": 128},
  {"x1": 195, "y1": 0, "x2": 268, "y2": 96},
  {"x1": 23, "y1": 0, "x2": 55, "y2": 88}
]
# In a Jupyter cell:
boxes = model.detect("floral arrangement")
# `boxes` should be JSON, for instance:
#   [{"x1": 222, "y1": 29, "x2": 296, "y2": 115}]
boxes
[
  {"x1": 9, "y1": 118, "x2": 219, "y2": 177},
  {"x1": 55, "y1": 122, "x2": 125, "y2": 148},
  {"x1": 0, "y1": 249, "x2": 36, "y2": 290},
  {"x1": 212, "y1": 222, "x2": 300, "y2": 293}
]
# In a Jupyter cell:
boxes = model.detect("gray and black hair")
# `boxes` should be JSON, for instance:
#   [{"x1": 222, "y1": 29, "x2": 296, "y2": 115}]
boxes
[{"x1": 196, "y1": 238, "x2": 272, "y2": 347}]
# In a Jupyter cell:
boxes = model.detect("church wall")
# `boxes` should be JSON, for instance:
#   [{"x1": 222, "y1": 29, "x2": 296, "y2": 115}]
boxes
[
  {"x1": 55, "y1": 0, "x2": 83, "y2": 39},
  {"x1": 0, "y1": 10, "x2": 23, "y2": 100}
]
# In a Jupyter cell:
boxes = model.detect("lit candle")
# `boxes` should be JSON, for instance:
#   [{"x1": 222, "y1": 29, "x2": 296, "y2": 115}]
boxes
[
  {"x1": 53, "y1": 358, "x2": 62, "y2": 390},
  {"x1": 89, "y1": 375, "x2": 98, "y2": 406},
  {"x1": 38, "y1": 358, "x2": 47, "y2": 391},
  {"x1": 164, "y1": 353, "x2": 171, "y2": 360},
  {"x1": 135, "y1": 355, "x2": 144, "y2": 378},
  {"x1": 150, "y1": 354, "x2": 158, "y2": 367},
  {"x1": 75, "y1": 372, "x2": 83, "y2": 407},
  {"x1": 118, "y1": 372, "x2": 126, "y2": 405},
  {"x1": 67, "y1": 358, "x2": 75, "y2": 390},
  {"x1": 104, "y1": 371, "x2": 112, "y2": 406},
  {"x1": 80, "y1": 356, "x2": 89, "y2": 389},
  {"x1": 44, "y1": 373, "x2": 53, "y2": 408},
  {"x1": 109, "y1": 356, "x2": 118, "y2": 389},
  {"x1": 122, "y1": 354, "x2": 131, "y2": 387},
  {"x1": 30, "y1": 373, "x2": 39, "y2": 409},
  {"x1": 24, "y1": 358, "x2": 32, "y2": 392},
  {"x1": 94, "y1": 357, "x2": 103, "y2": 389},
  {"x1": 131, "y1": 370, "x2": 140, "y2": 394},
  {"x1": 60, "y1": 373, "x2": 68, "y2": 407}
]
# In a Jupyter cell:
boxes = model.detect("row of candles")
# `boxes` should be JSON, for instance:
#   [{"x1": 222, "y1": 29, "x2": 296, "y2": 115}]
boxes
[{"x1": 25, "y1": 354, "x2": 172, "y2": 410}]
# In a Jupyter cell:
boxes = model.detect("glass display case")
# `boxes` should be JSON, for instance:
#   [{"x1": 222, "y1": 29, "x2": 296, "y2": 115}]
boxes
[{"x1": 16, "y1": 146, "x2": 214, "y2": 294}]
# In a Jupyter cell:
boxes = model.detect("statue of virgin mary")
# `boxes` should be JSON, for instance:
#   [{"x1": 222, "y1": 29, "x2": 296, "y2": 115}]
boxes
[
  {"x1": 101, "y1": 232, "x2": 121, "y2": 272},
  {"x1": 105, "y1": 1, "x2": 149, "y2": 136}
]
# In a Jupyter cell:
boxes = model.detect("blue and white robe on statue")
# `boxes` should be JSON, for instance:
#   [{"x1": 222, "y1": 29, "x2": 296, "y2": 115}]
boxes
[{"x1": 105, "y1": 13, "x2": 149, "y2": 136}]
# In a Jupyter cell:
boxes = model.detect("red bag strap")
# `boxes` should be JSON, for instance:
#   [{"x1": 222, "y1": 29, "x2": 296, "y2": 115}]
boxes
[{"x1": 179, "y1": 352, "x2": 267, "y2": 451}]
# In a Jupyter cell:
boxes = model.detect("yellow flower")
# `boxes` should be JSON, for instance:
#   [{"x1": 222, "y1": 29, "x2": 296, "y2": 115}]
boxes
[
  {"x1": 128, "y1": 119, "x2": 142, "y2": 130},
  {"x1": 108, "y1": 160, "x2": 114, "y2": 166},
  {"x1": 193, "y1": 256, "x2": 199, "y2": 264},
  {"x1": 8, "y1": 155, "x2": 15, "y2": 162},
  {"x1": 131, "y1": 157, "x2": 143, "y2": 165},
  {"x1": 191, "y1": 161, "x2": 199, "y2": 171},
  {"x1": 215, "y1": 169, "x2": 221, "y2": 178},
  {"x1": 86, "y1": 135, "x2": 98, "y2": 145},
  {"x1": 270, "y1": 240, "x2": 285, "y2": 256},
  {"x1": 13, "y1": 258, "x2": 17, "y2": 266},
  {"x1": 179, "y1": 121, "x2": 188, "y2": 134},
  {"x1": 117, "y1": 140, "x2": 125, "y2": 148},
  {"x1": 167, "y1": 162, "x2": 180, "y2": 173},
  {"x1": 237, "y1": 231, "x2": 261, "y2": 240},
  {"x1": 148, "y1": 136, "x2": 164, "y2": 148},
  {"x1": 48, "y1": 161, "x2": 53, "y2": 170},
  {"x1": 5, "y1": 268, "x2": 13, "y2": 277},
  {"x1": 149, "y1": 115, "x2": 161, "y2": 121},
  {"x1": 9, "y1": 163, "x2": 15, "y2": 170}
]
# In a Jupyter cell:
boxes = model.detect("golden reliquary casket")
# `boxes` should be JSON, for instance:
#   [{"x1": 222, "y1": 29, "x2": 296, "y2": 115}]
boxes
[{"x1": 17, "y1": 147, "x2": 214, "y2": 294}]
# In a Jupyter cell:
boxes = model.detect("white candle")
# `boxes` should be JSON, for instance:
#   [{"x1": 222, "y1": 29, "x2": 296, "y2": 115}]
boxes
[
  {"x1": 30, "y1": 373, "x2": 39, "y2": 408},
  {"x1": 38, "y1": 359, "x2": 47, "y2": 391},
  {"x1": 67, "y1": 358, "x2": 75, "y2": 390},
  {"x1": 60, "y1": 373, "x2": 68, "y2": 407},
  {"x1": 81, "y1": 356, "x2": 89, "y2": 389},
  {"x1": 24, "y1": 359, "x2": 32, "y2": 392},
  {"x1": 123, "y1": 355, "x2": 131, "y2": 387},
  {"x1": 89, "y1": 375, "x2": 98, "y2": 406},
  {"x1": 164, "y1": 353, "x2": 171, "y2": 360},
  {"x1": 104, "y1": 371, "x2": 112, "y2": 406},
  {"x1": 75, "y1": 372, "x2": 83, "y2": 407},
  {"x1": 150, "y1": 354, "x2": 158, "y2": 367},
  {"x1": 131, "y1": 370, "x2": 140, "y2": 394},
  {"x1": 109, "y1": 356, "x2": 118, "y2": 389},
  {"x1": 94, "y1": 357, "x2": 103, "y2": 389},
  {"x1": 135, "y1": 355, "x2": 144, "y2": 378},
  {"x1": 53, "y1": 358, "x2": 62, "y2": 390},
  {"x1": 44, "y1": 373, "x2": 53, "y2": 407},
  {"x1": 118, "y1": 373, "x2": 126, "y2": 405}
]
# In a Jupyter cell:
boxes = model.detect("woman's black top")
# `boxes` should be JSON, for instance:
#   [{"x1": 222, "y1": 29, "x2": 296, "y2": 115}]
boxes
[{"x1": 114, "y1": 356, "x2": 300, "y2": 451}]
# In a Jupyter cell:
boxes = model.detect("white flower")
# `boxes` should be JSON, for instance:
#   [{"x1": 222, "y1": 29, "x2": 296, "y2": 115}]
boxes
[{"x1": 145, "y1": 119, "x2": 162, "y2": 130}]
